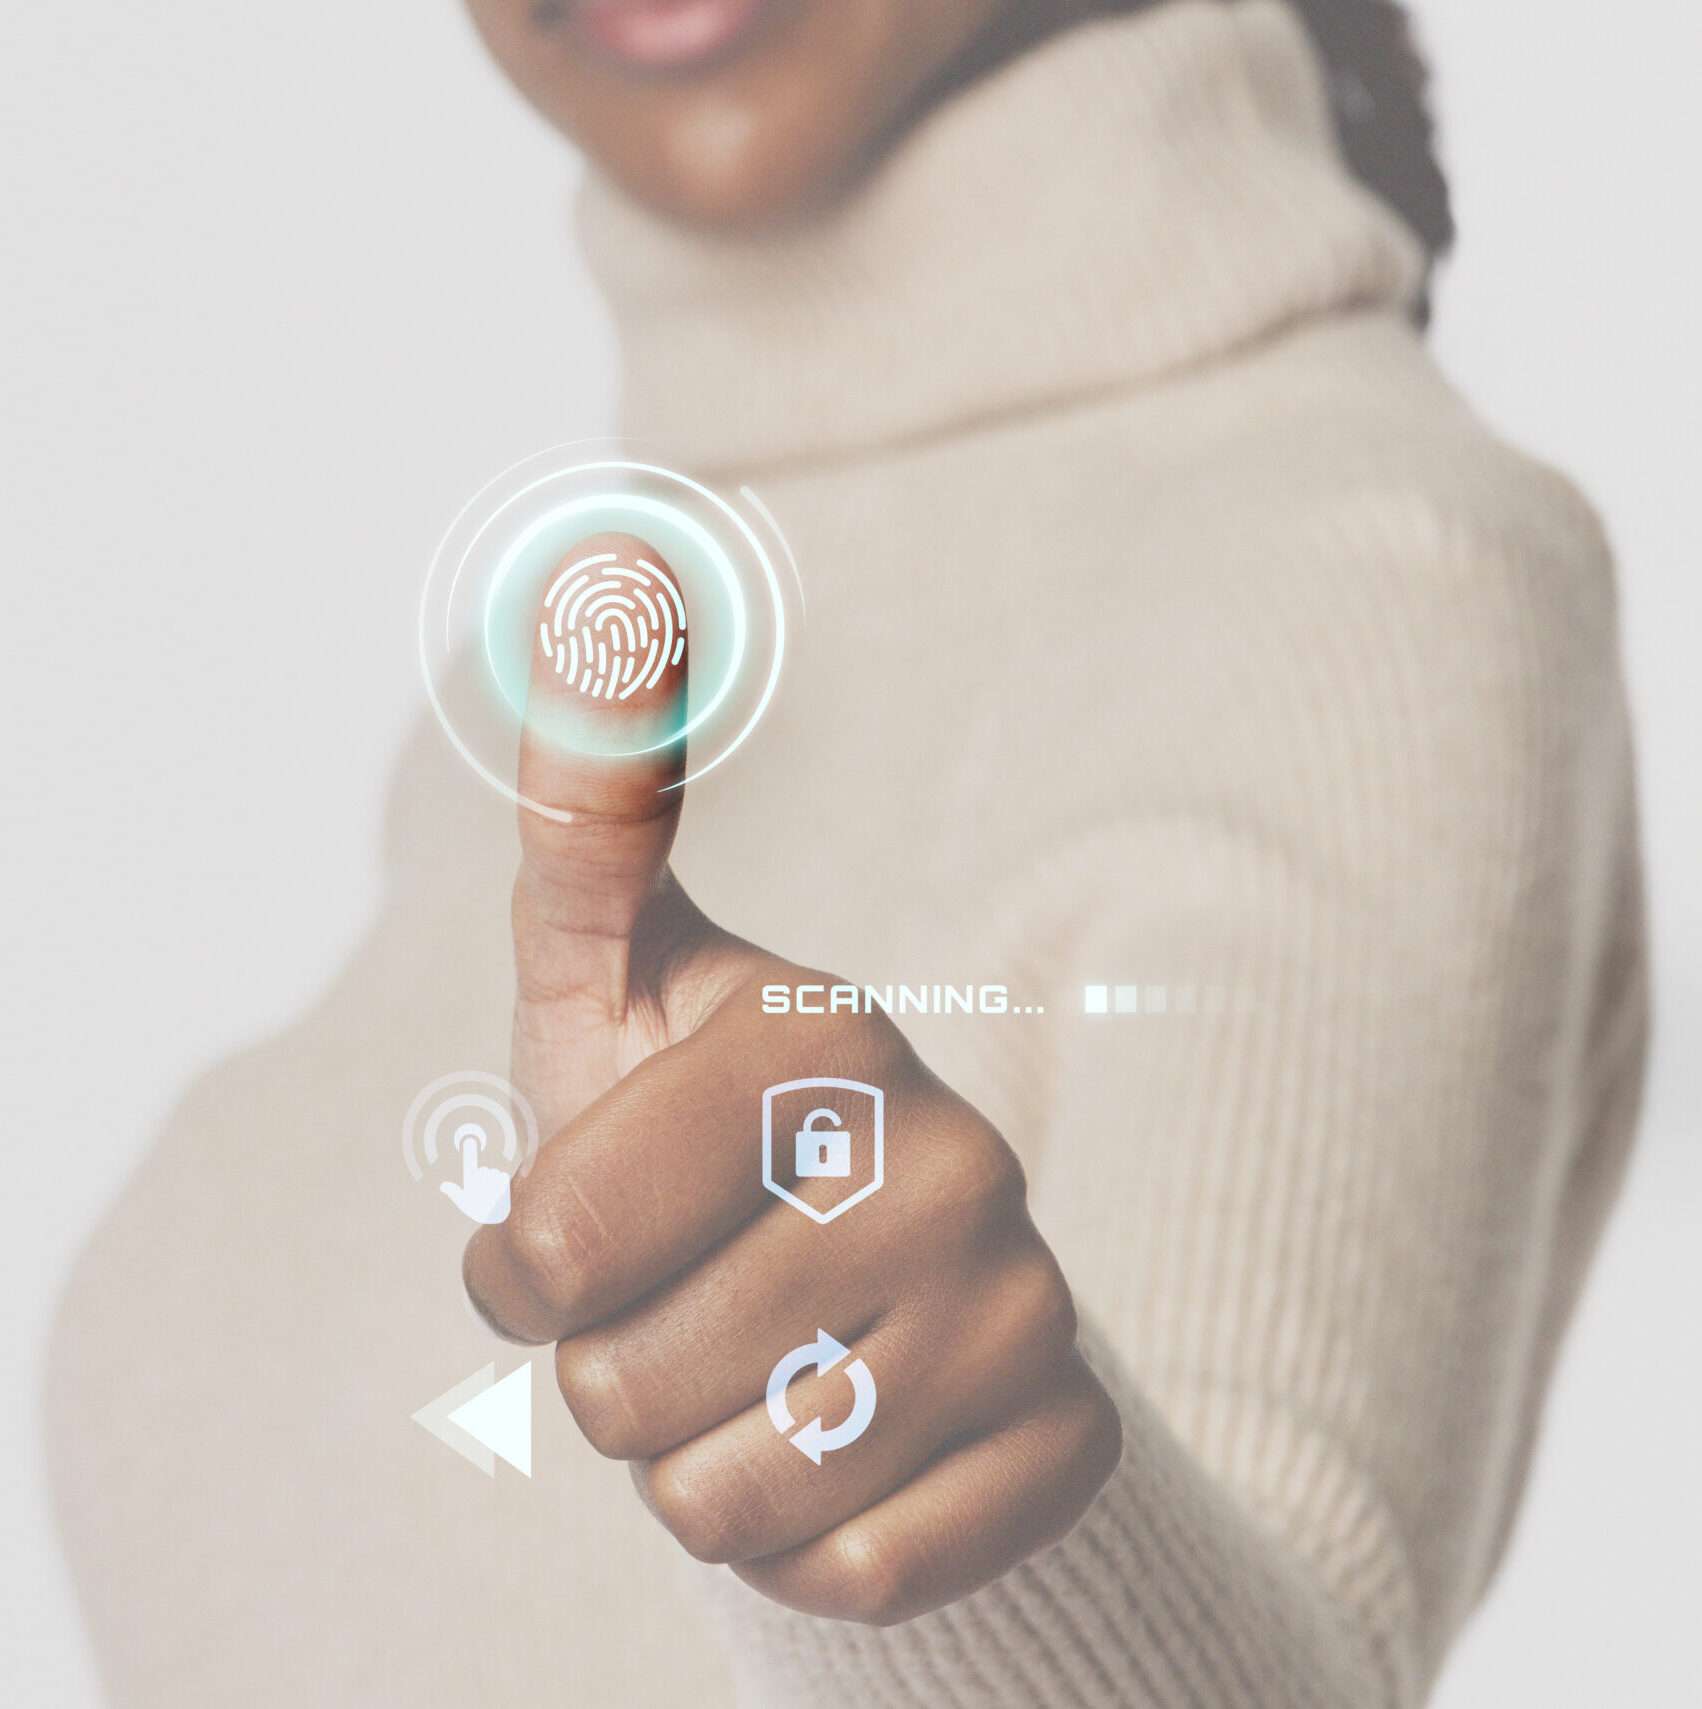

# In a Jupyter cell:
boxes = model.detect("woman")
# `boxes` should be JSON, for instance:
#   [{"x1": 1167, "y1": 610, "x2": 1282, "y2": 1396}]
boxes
[{"x1": 52, "y1": 2, "x2": 1645, "y2": 1704}]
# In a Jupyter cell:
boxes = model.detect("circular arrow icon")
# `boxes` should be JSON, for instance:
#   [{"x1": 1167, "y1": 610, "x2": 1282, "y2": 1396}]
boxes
[{"x1": 766, "y1": 1331, "x2": 877, "y2": 1465}]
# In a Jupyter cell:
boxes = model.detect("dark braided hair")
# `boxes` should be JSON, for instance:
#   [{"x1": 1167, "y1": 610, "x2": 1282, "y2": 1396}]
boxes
[
  {"x1": 1120, "y1": 0, "x2": 1453, "y2": 283},
  {"x1": 1287, "y1": 0, "x2": 1454, "y2": 317}
]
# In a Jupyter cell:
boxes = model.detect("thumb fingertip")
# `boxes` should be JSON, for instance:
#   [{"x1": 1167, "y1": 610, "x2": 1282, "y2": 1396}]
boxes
[
  {"x1": 518, "y1": 532, "x2": 690, "y2": 832},
  {"x1": 529, "y1": 531, "x2": 688, "y2": 725}
]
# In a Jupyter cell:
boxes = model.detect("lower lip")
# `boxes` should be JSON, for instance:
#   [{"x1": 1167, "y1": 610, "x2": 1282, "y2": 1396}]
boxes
[{"x1": 572, "y1": 0, "x2": 771, "y2": 71}]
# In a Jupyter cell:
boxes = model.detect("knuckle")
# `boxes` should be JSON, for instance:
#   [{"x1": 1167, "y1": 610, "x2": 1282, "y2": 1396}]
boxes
[
  {"x1": 1001, "y1": 1246, "x2": 1080, "y2": 1363},
  {"x1": 804, "y1": 1000, "x2": 913, "y2": 1085},
  {"x1": 461, "y1": 1237, "x2": 549, "y2": 1347},
  {"x1": 554, "y1": 1338, "x2": 653, "y2": 1460},
  {"x1": 820, "y1": 1527, "x2": 919, "y2": 1627},
  {"x1": 502, "y1": 1191, "x2": 599, "y2": 1321},
  {"x1": 931, "y1": 1116, "x2": 1027, "y2": 1241},
  {"x1": 856, "y1": 1010, "x2": 916, "y2": 1080},
  {"x1": 639, "y1": 1451, "x2": 775, "y2": 1566},
  {"x1": 1062, "y1": 1371, "x2": 1125, "y2": 1487}
]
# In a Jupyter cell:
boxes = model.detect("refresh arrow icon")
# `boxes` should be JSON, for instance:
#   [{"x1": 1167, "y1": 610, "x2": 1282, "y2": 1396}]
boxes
[{"x1": 766, "y1": 1330, "x2": 878, "y2": 1465}]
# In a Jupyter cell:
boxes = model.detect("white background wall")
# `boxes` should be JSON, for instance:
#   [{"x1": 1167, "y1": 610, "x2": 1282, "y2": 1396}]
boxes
[
  {"x1": 2, "y1": 2, "x2": 1695, "y2": 1701},
  {"x1": 1412, "y1": 4, "x2": 1701, "y2": 1698}
]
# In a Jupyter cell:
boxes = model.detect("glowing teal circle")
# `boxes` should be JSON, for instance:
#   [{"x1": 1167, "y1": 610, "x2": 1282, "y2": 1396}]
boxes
[
  {"x1": 422, "y1": 449, "x2": 792, "y2": 822},
  {"x1": 479, "y1": 490, "x2": 748, "y2": 759}
]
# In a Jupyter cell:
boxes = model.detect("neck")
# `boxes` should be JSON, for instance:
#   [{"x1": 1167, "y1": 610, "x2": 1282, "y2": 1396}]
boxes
[{"x1": 579, "y1": 0, "x2": 1424, "y2": 476}]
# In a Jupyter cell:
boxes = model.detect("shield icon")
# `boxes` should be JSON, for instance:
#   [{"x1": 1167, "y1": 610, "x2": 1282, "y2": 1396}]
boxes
[{"x1": 761, "y1": 1078, "x2": 885, "y2": 1224}]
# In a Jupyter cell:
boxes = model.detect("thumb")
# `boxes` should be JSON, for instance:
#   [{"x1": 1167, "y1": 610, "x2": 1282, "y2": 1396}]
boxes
[
  {"x1": 513, "y1": 532, "x2": 690, "y2": 1022},
  {"x1": 439, "y1": 1180, "x2": 468, "y2": 1210}
]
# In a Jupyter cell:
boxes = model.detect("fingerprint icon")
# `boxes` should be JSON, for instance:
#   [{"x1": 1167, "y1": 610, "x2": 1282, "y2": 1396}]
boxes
[{"x1": 539, "y1": 550, "x2": 686, "y2": 702}]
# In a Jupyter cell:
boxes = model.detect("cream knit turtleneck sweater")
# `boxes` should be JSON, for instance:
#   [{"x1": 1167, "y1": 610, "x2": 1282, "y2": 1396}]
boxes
[
  {"x1": 580, "y1": 2, "x2": 1646, "y2": 1703},
  {"x1": 48, "y1": 4, "x2": 1645, "y2": 1707}
]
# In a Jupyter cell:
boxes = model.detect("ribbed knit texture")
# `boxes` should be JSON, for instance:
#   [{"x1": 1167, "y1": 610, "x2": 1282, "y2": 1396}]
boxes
[
  {"x1": 583, "y1": 3, "x2": 1648, "y2": 1704},
  {"x1": 45, "y1": 4, "x2": 1644, "y2": 1705}
]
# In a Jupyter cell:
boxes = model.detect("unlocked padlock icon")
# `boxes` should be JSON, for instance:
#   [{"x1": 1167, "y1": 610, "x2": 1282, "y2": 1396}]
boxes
[
  {"x1": 763, "y1": 1078, "x2": 885, "y2": 1223},
  {"x1": 794, "y1": 1108, "x2": 852, "y2": 1178}
]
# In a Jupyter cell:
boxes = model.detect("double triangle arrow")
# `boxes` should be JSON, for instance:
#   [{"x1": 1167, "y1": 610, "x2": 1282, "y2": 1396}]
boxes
[{"x1": 412, "y1": 1361, "x2": 532, "y2": 1477}]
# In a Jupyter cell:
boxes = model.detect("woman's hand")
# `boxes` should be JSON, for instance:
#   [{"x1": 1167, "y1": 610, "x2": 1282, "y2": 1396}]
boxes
[{"x1": 462, "y1": 536, "x2": 1120, "y2": 1625}]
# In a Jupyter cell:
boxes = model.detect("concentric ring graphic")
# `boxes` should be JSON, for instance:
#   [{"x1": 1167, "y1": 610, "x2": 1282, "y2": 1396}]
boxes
[
  {"x1": 419, "y1": 446, "x2": 796, "y2": 822},
  {"x1": 402, "y1": 1070, "x2": 540, "y2": 1183}
]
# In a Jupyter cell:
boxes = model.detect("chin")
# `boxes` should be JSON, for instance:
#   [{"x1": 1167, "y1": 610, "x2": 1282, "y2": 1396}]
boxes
[{"x1": 613, "y1": 101, "x2": 869, "y2": 230}]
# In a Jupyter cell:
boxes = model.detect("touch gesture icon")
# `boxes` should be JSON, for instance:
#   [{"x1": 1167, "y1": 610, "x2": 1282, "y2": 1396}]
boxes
[
  {"x1": 439, "y1": 1123, "x2": 513, "y2": 1226},
  {"x1": 401, "y1": 1070, "x2": 539, "y2": 1226}
]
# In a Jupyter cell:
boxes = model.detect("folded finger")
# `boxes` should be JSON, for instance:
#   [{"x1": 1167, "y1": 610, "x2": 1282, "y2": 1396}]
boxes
[
  {"x1": 626, "y1": 1265, "x2": 1080, "y2": 1566},
  {"x1": 734, "y1": 1356, "x2": 1122, "y2": 1626},
  {"x1": 466, "y1": 981, "x2": 909, "y2": 1342}
]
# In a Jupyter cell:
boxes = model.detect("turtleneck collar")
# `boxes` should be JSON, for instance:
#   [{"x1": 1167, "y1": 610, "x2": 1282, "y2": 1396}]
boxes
[{"x1": 576, "y1": 0, "x2": 1424, "y2": 478}]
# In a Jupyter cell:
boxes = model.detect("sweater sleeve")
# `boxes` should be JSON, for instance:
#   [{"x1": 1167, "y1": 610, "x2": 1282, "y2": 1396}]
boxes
[{"x1": 691, "y1": 495, "x2": 1648, "y2": 1708}]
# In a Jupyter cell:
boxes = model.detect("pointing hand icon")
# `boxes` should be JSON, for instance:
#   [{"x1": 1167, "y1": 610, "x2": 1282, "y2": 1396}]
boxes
[{"x1": 440, "y1": 1123, "x2": 512, "y2": 1226}]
